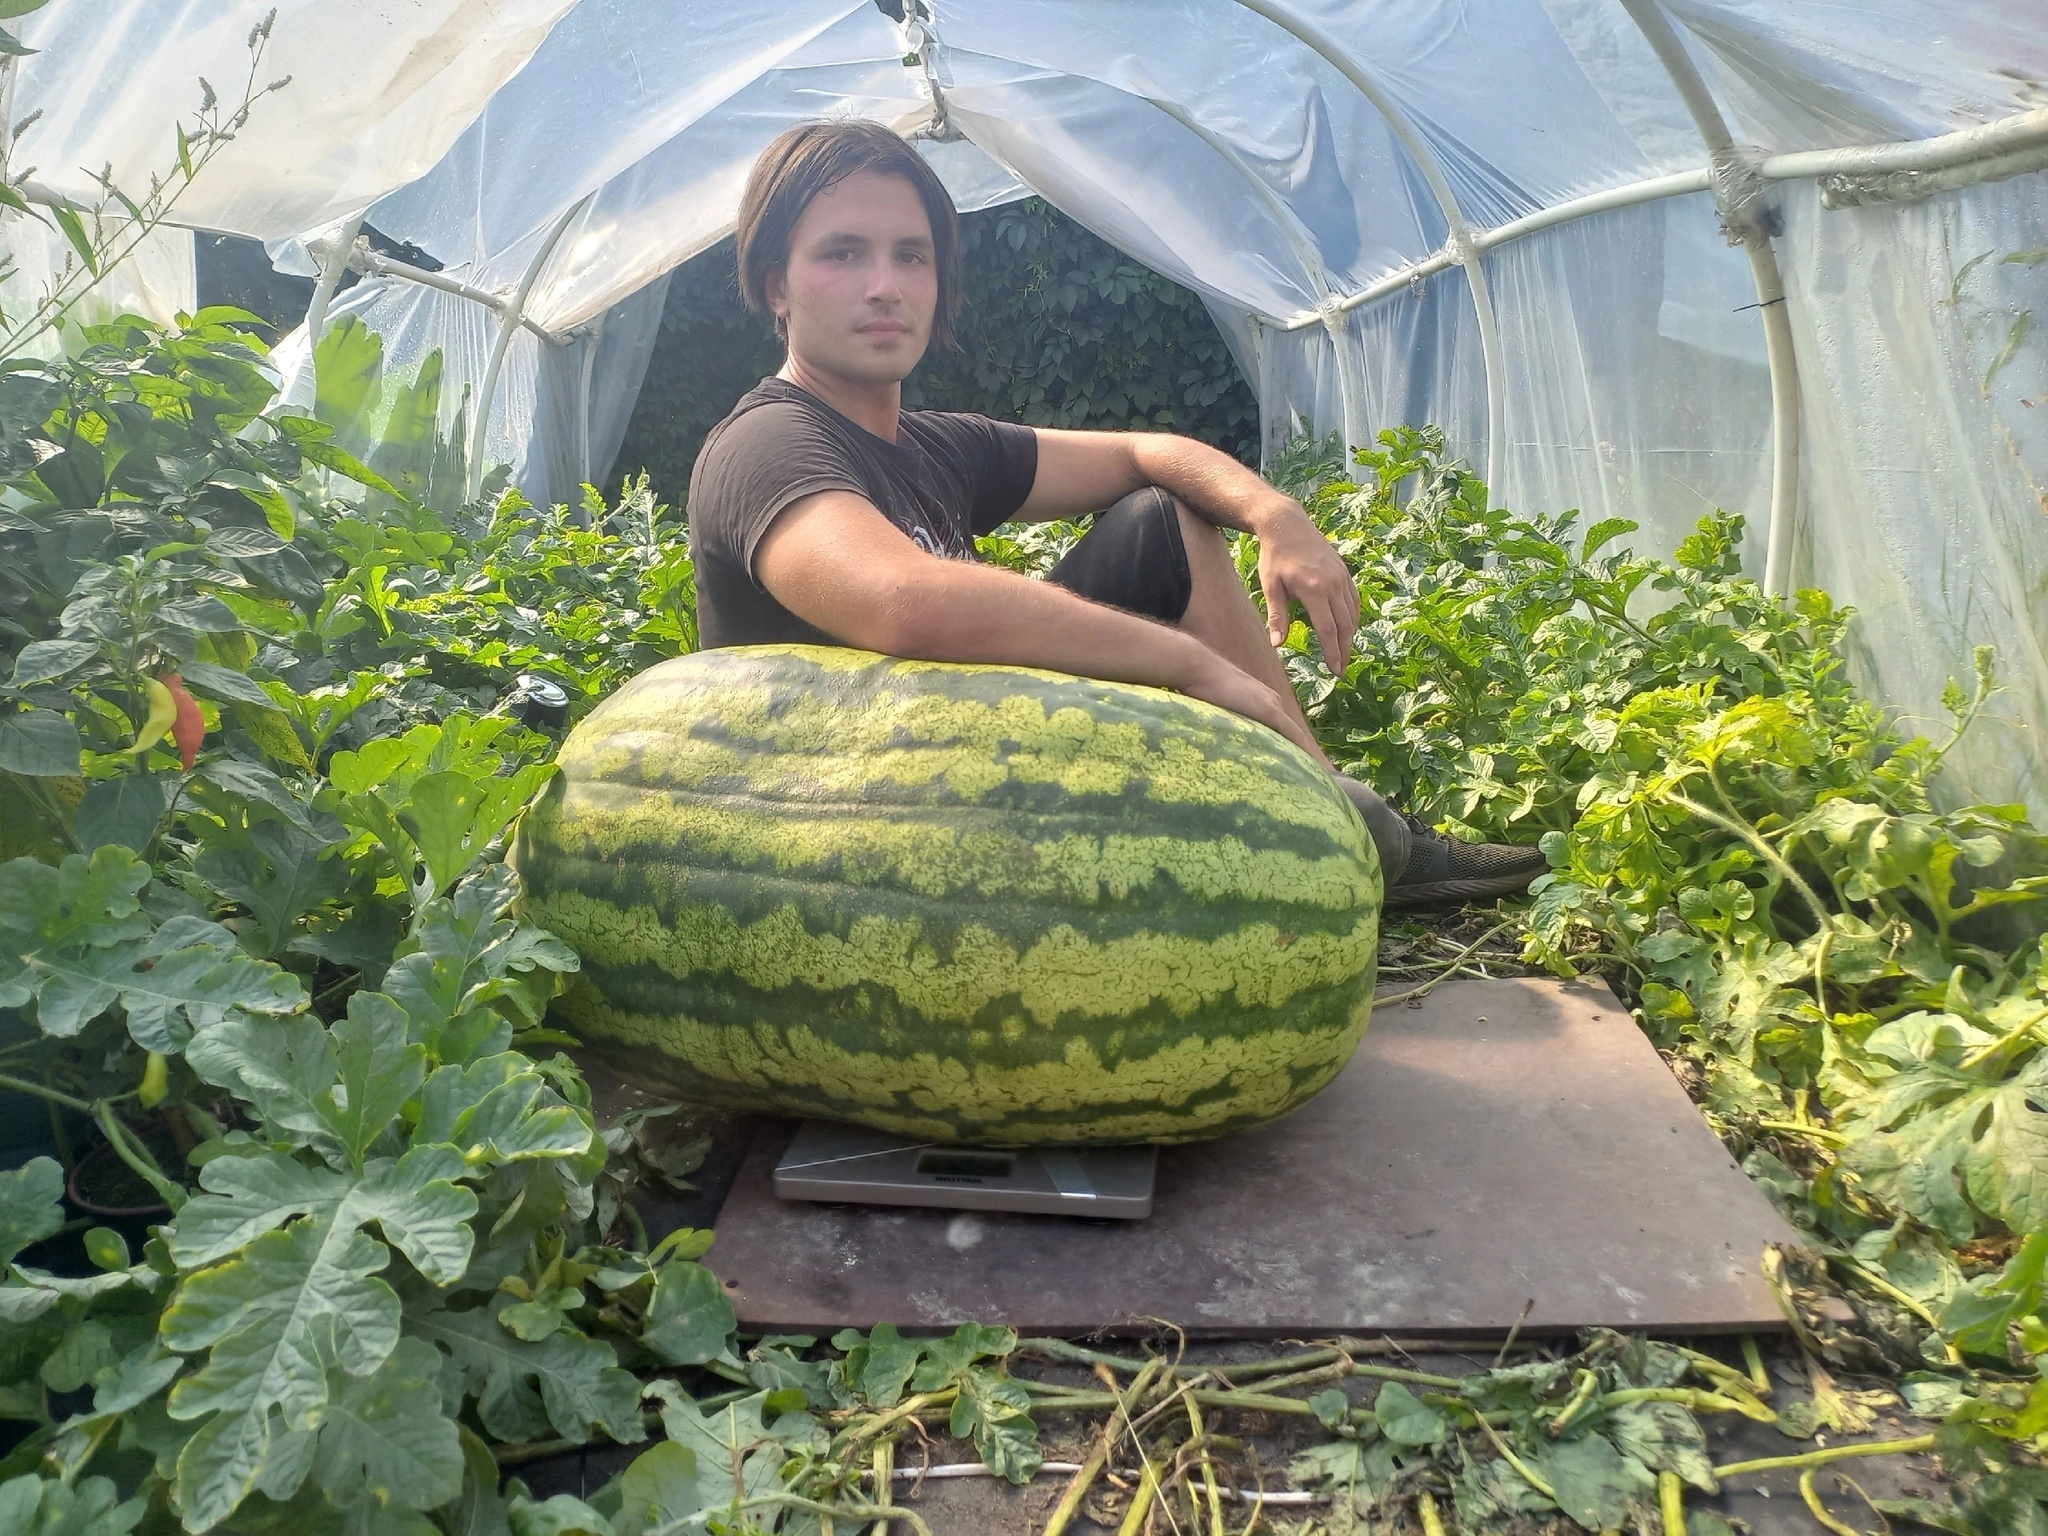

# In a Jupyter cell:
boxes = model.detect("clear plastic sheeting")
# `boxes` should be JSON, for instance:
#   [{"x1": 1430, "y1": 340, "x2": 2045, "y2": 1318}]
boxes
[
  {"x1": 3, "y1": 0, "x2": 2045, "y2": 812},
  {"x1": 0, "y1": 218, "x2": 195, "y2": 357},
  {"x1": 11, "y1": 0, "x2": 579, "y2": 239},
  {"x1": 1777, "y1": 177, "x2": 2048, "y2": 816}
]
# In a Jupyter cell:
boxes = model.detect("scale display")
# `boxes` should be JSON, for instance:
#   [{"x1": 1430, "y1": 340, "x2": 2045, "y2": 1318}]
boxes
[{"x1": 772, "y1": 1121, "x2": 1157, "y2": 1219}]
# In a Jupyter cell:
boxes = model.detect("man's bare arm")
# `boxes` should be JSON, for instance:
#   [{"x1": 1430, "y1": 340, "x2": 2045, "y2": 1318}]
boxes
[
  {"x1": 752, "y1": 488, "x2": 1322, "y2": 757},
  {"x1": 1017, "y1": 427, "x2": 1360, "y2": 663}
]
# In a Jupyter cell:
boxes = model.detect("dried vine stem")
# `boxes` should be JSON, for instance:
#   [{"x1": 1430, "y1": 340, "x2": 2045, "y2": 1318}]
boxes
[{"x1": 1042, "y1": 1358, "x2": 1164, "y2": 1536}]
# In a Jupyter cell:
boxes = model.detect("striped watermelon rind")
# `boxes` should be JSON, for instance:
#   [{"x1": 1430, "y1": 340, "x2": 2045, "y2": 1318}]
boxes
[{"x1": 512, "y1": 646, "x2": 1380, "y2": 1145}]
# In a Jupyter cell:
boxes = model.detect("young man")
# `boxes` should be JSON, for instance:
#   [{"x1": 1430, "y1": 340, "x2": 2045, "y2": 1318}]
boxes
[{"x1": 687, "y1": 120, "x2": 1544, "y2": 907}]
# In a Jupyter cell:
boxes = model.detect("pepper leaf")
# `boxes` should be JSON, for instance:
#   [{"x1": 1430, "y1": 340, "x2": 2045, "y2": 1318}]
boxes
[{"x1": 0, "y1": 708, "x2": 82, "y2": 776}]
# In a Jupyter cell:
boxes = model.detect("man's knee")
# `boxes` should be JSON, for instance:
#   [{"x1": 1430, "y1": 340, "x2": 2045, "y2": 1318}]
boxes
[{"x1": 1172, "y1": 497, "x2": 1230, "y2": 561}]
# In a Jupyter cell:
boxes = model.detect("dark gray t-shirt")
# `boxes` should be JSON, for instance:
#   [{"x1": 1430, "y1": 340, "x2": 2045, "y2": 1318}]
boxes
[{"x1": 686, "y1": 377, "x2": 1039, "y2": 648}]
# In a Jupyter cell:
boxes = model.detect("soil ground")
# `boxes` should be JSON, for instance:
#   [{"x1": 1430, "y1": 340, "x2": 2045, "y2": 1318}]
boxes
[
  {"x1": 543, "y1": 1078, "x2": 1941, "y2": 1534},
  {"x1": 521, "y1": 1334, "x2": 1940, "y2": 1534}
]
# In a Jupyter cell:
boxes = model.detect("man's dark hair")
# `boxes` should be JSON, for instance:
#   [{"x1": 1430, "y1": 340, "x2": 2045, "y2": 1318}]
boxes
[{"x1": 735, "y1": 119, "x2": 964, "y2": 349}]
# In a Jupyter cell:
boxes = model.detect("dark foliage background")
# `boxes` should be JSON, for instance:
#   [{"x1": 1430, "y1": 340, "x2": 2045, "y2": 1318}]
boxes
[{"x1": 613, "y1": 197, "x2": 1261, "y2": 508}]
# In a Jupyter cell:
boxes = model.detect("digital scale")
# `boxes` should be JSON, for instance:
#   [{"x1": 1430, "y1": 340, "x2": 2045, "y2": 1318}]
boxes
[{"x1": 772, "y1": 1120, "x2": 1158, "y2": 1219}]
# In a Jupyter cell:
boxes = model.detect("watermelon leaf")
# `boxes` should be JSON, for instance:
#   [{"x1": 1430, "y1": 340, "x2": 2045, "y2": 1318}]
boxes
[
  {"x1": 639, "y1": 1258, "x2": 734, "y2": 1368},
  {"x1": 308, "y1": 1339, "x2": 465, "y2": 1517},
  {"x1": 0, "y1": 1157, "x2": 65, "y2": 1270},
  {"x1": 414, "y1": 1294, "x2": 642, "y2": 1447}
]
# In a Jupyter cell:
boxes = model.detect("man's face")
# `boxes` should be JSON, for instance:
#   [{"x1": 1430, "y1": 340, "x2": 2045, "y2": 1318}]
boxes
[{"x1": 767, "y1": 168, "x2": 937, "y2": 386}]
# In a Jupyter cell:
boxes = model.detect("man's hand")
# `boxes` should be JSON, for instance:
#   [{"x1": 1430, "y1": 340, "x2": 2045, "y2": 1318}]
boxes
[
  {"x1": 1020, "y1": 429, "x2": 1361, "y2": 669},
  {"x1": 1252, "y1": 501, "x2": 1361, "y2": 666},
  {"x1": 1178, "y1": 650, "x2": 1328, "y2": 763}
]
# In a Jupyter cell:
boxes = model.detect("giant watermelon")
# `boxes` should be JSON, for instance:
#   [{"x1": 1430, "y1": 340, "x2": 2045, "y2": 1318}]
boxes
[{"x1": 512, "y1": 646, "x2": 1381, "y2": 1145}]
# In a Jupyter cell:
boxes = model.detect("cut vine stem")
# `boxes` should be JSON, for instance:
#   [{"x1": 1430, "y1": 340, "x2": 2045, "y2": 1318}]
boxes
[
  {"x1": 1378, "y1": 919, "x2": 1519, "y2": 1005},
  {"x1": 1712, "y1": 1434, "x2": 1935, "y2": 1478},
  {"x1": 0, "y1": 1071, "x2": 94, "y2": 1114},
  {"x1": 1041, "y1": 1358, "x2": 1163, "y2": 1536},
  {"x1": 1800, "y1": 1469, "x2": 1863, "y2": 1536},
  {"x1": 1660, "y1": 1470, "x2": 1687, "y2": 1536}
]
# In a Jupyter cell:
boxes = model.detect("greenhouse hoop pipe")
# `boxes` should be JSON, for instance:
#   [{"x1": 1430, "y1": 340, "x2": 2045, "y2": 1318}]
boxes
[
  {"x1": 575, "y1": 304, "x2": 608, "y2": 489},
  {"x1": 1279, "y1": 104, "x2": 2048, "y2": 333},
  {"x1": 301, "y1": 214, "x2": 366, "y2": 350},
  {"x1": 346, "y1": 240, "x2": 565, "y2": 345},
  {"x1": 1614, "y1": 0, "x2": 1803, "y2": 600},
  {"x1": 466, "y1": 195, "x2": 588, "y2": 502},
  {"x1": 1226, "y1": 0, "x2": 1511, "y2": 501},
  {"x1": 1141, "y1": 94, "x2": 1364, "y2": 456}
]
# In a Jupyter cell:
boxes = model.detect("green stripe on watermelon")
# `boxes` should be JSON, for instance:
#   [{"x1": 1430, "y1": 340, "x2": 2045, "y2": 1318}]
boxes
[
  {"x1": 511, "y1": 646, "x2": 1381, "y2": 1146},
  {"x1": 519, "y1": 780, "x2": 1373, "y2": 912},
  {"x1": 553, "y1": 980, "x2": 1368, "y2": 1146},
  {"x1": 564, "y1": 646, "x2": 1354, "y2": 844},
  {"x1": 519, "y1": 880, "x2": 1374, "y2": 1030}
]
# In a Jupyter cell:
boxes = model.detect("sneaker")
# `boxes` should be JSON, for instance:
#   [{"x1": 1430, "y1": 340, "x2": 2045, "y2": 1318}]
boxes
[{"x1": 1384, "y1": 813, "x2": 1549, "y2": 910}]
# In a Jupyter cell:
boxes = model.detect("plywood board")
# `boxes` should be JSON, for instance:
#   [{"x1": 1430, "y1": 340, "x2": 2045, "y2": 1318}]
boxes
[{"x1": 705, "y1": 978, "x2": 1798, "y2": 1335}]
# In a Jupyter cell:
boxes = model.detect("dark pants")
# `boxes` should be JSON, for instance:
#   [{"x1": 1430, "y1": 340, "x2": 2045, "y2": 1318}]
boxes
[{"x1": 1042, "y1": 487, "x2": 1411, "y2": 882}]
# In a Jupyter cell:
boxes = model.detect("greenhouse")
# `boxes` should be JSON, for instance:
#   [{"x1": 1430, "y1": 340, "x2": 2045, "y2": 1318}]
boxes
[{"x1": 1, "y1": 0, "x2": 2046, "y2": 1532}]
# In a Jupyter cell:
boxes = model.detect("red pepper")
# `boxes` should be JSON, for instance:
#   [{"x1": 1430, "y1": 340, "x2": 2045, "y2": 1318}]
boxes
[{"x1": 160, "y1": 671, "x2": 204, "y2": 771}]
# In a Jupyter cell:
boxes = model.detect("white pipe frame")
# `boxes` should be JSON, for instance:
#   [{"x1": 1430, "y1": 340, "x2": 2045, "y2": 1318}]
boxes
[
  {"x1": 1140, "y1": 94, "x2": 1364, "y2": 456},
  {"x1": 1275, "y1": 107, "x2": 2048, "y2": 334},
  {"x1": 465, "y1": 195, "x2": 588, "y2": 503},
  {"x1": 1228, "y1": 0, "x2": 1510, "y2": 499},
  {"x1": 1613, "y1": 0, "x2": 1803, "y2": 600},
  {"x1": 347, "y1": 241, "x2": 564, "y2": 345}
]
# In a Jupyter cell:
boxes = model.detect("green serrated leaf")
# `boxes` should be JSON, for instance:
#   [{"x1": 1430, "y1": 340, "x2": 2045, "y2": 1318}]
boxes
[
  {"x1": 646, "y1": 1389, "x2": 781, "y2": 1521},
  {"x1": 192, "y1": 819, "x2": 348, "y2": 958},
  {"x1": 322, "y1": 991, "x2": 428, "y2": 1170},
  {"x1": 414, "y1": 1296, "x2": 642, "y2": 1446},
  {"x1": 0, "y1": 1157, "x2": 64, "y2": 1269},
  {"x1": 90, "y1": 1342, "x2": 182, "y2": 1417},
  {"x1": 168, "y1": 1143, "x2": 475, "y2": 1287},
  {"x1": 508, "y1": 1491, "x2": 615, "y2": 1536},
  {"x1": 398, "y1": 766, "x2": 555, "y2": 898},
  {"x1": 24, "y1": 924, "x2": 304, "y2": 1049},
  {"x1": 1289, "y1": 1437, "x2": 1398, "y2": 1514},
  {"x1": 312, "y1": 1338, "x2": 464, "y2": 1515},
  {"x1": 948, "y1": 1367, "x2": 1041, "y2": 1484},
  {"x1": 184, "y1": 1014, "x2": 344, "y2": 1158},
  {"x1": 0, "y1": 1472, "x2": 147, "y2": 1536},
  {"x1": 416, "y1": 1056, "x2": 591, "y2": 1166},
  {"x1": 850, "y1": 1322, "x2": 922, "y2": 1408},
  {"x1": 163, "y1": 1215, "x2": 400, "y2": 1428}
]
